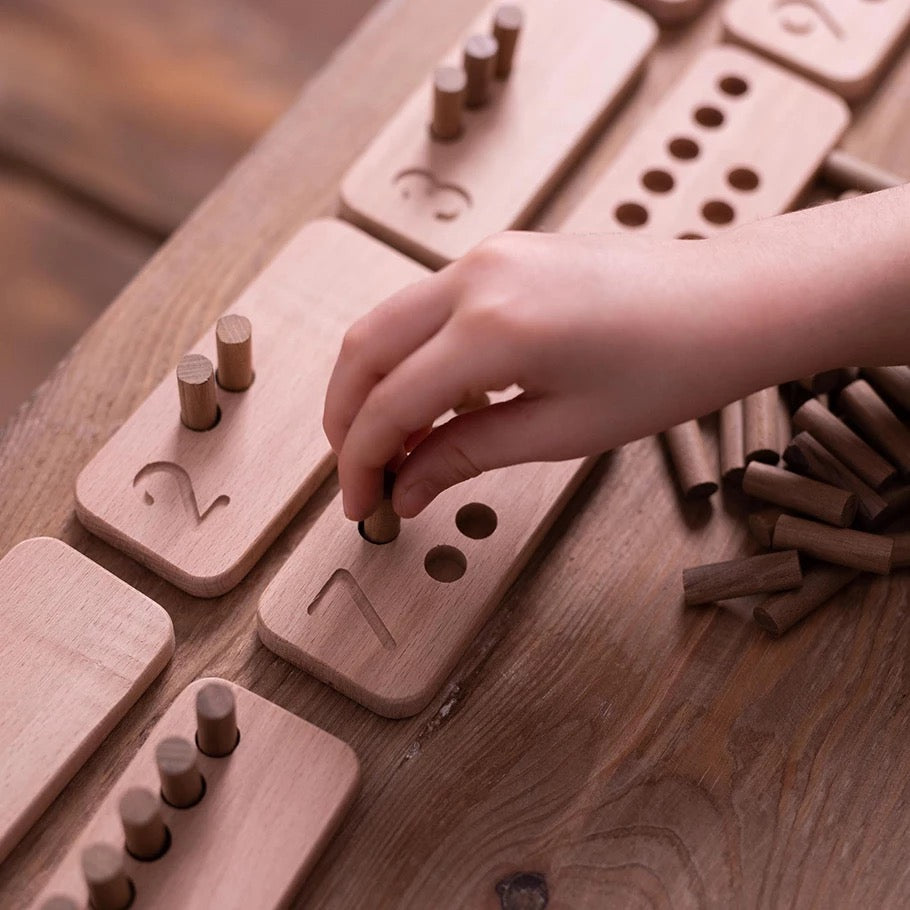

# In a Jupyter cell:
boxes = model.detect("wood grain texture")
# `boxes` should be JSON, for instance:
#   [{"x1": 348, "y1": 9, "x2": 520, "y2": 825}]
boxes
[
  {"x1": 863, "y1": 365, "x2": 910, "y2": 412},
  {"x1": 773, "y1": 514, "x2": 894, "y2": 575},
  {"x1": 32, "y1": 679, "x2": 360, "y2": 909},
  {"x1": 340, "y1": 0, "x2": 657, "y2": 267},
  {"x1": 724, "y1": 0, "x2": 910, "y2": 101},
  {"x1": 561, "y1": 45, "x2": 849, "y2": 238},
  {"x1": 663, "y1": 419, "x2": 718, "y2": 498},
  {"x1": 259, "y1": 454, "x2": 595, "y2": 717},
  {"x1": 4, "y1": 1, "x2": 910, "y2": 907},
  {"x1": 0, "y1": 0, "x2": 380, "y2": 232},
  {"x1": 682, "y1": 550, "x2": 802, "y2": 605},
  {"x1": 840, "y1": 378, "x2": 910, "y2": 475},
  {"x1": 75, "y1": 220, "x2": 427, "y2": 596},
  {"x1": 0, "y1": 538, "x2": 174, "y2": 865}
]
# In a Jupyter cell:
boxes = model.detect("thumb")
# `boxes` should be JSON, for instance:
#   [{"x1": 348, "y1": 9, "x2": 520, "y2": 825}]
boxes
[{"x1": 392, "y1": 395, "x2": 565, "y2": 517}]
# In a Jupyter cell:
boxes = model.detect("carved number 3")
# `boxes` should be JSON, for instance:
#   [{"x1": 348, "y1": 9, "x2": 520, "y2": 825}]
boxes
[{"x1": 133, "y1": 462, "x2": 230, "y2": 524}]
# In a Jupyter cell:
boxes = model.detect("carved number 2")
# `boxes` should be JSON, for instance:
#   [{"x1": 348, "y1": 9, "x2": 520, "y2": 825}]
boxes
[{"x1": 133, "y1": 462, "x2": 230, "y2": 525}]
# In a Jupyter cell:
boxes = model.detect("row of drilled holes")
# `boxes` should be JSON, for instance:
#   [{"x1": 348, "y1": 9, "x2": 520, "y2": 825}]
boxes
[
  {"x1": 613, "y1": 73, "x2": 758, "y2": 238},
  {"x1": 424, "y1": 502, "x2": 497, "y2": 582}
]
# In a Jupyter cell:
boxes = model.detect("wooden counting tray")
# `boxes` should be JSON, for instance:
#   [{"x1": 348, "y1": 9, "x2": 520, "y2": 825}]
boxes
[
  {"x1": 258, "y1": 454, "x2": 595, "y2": 718},
  {"x1": 32, "y1": 679, "x2": 361, "y2": 909},
  {"x1": 75, "y1": 219, "x2": 428, "y2": 597},
  {"x1": 562, "y1": 46, "x2": 850, "y2": 239},
  {"x1": 339, "y1": 0, "x2": 656, "y2": 269},
  {"x1": 724, "y1": 0, "x2": 910, "y2": 101},
  {"x1": 633, "y1": 0, "x2": 709, "y2": 26},
  {"x1": 0, "y1": 538, "x2": 174, "y2": 865}
]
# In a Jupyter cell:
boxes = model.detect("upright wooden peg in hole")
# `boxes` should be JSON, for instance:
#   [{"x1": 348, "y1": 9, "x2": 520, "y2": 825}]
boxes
[
  {"x1": 431, "y1": 66, "x2": 467, "y2": 141},
  {"x1": 119, "y1": 787, "x2": 168, "y2": 860},
  {"x1": 492, "y1": 4, "x2": 523, "y2": 79},
  {"x1": 463, "y1": 34, "x2": 498, "y2": 107},
  {"x1": 156, "y1": 736, "x2": 204, "y2": 808},
  {"x1": 361, "y1": 470, "x2": 401, "y2": 544},
  {"x1": 216, "y1": 314, "x2": 254, "y2": 392},
  {"x1": 196, "y1": 681, "x2": 239, "y2": 757},
  {"x1": 81, "y1": 843, "x2": 132, "y2": 910},
  {"x1": 177, "y1": 353, "x2": 218, "y2": 431}
]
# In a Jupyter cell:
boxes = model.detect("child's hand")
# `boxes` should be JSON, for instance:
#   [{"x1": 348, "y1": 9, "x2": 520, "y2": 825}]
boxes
[{"x1": 324, "y1": 230, "x2": 735, "y2": 521}]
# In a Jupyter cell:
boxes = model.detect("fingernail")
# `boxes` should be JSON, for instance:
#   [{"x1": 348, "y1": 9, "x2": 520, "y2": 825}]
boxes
[{"x1": 397, "y1": 481, "x2": 436, "y2": 518}]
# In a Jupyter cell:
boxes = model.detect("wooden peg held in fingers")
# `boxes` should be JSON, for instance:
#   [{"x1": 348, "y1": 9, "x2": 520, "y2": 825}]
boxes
[
  {"x1": 81, "y1": 844, "x2": 133, "y2": 910},
  {"x1": 216, "y1": 314, "x2": 253, "y2": 392},
  {"x1": 119, "y1": 787, "x2": 168, "y2": 860},
  {"x1": 463, "y1": 34, "x2": 498, "y2": 107},
  {"x1": 492, "y1": 4, "x2": 524, "y2": 79},
  {"x1": 177, "y1": 353, "x2": 219, "y2": 431},
  {"x1": 40, "y1": 898, "x2": 79, "y2": 910},
  {"x1": 431, "y1": 66, "x2": 467, "y2": 141},
  {"x1": 454, "y1": 391, "x2": 491, "y2": 414},
  {"x1": 156, "y1": 736, "x2": 205, "y2": 808},
  {"x1": 361, "y1": 470, "x2": 401, "y2": 544},
  {"x1": 196, "y1": 681, "x2": 239, "y2": 757}
]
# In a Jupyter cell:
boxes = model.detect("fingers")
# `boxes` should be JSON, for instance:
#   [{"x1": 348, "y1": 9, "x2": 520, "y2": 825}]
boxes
[
  {"x1": 323, "y1": 270, "x2": 458, "y2": 453},
  {"x1": 392, "y1": 395, "x2": 576, "y2": 517},
  {"x1": 337, "y1": 324, "x2": 523, "y2": 520}
]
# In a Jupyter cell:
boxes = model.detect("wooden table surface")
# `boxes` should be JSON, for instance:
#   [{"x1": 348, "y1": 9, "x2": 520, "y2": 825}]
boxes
[{"x1": 3, "y1": 1, "x2": 910, "y2": 907}]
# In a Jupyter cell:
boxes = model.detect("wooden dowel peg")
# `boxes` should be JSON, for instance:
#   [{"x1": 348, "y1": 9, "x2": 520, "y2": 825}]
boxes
[
  {"x1": 682, "y1": 551, "x2": 802, "y2": 606},
  {"x1": 748, "y1": 507, "x2": 783, "y2": 548},
  {"x1": 463, "y1": 34, "x2": 498, "y2": 108},
  {"x1": 792, "y1": 397, "x2": 896, "y2": 490},
  {"x1": 81, "y1": 844, "x2": 133, "y2": 910},
  {"x1": 753, "y1": 562, "x2": 859, "y2": 636},
  {"x1": 156, "y1": 736, "x2": 205, "y2": 808},
  {"x1": 742, "y1": 461, "x2": 857, "y2": 528},
  {"x1": 664, "y1": 420, "x2": 718, "y2": 499},
  {"x1": 119, "y1": 787, "x2": 168, "y2": 860},
  {"x1": 892, "y1": 532, "x2": 910, "y2": 569},
  {"x1": 216, "y1": 314, "x2": 253, "y2": 392},
  {"x1": 431, "y1": 66, "x2": 467, "y2": 141},
  {"x1": 797, "y1": 370, "x2": 847, "y2": 395},
  {"x1": 840, "y1": 379, "x2": 910, "y2": 474},
  {"x1": 361, "y1": 470, "x2": 401, "y2": 544},
  {"x1": 492, "y1": 4, "x2": 524, "y2": 79},
  {"x1": 784, "y1": 431, "x2": 889, "y2": 529},
  {"x1": 823, "y1": 149, "x2": 906, "y2": 194},
  {"x1": 772, "y1": 514, "x2": 893, "y2": 575},
  {"x1": 40, "y1": 898, "x2": 79, "y2": 910},
  {"x1": 454, "y1": 390, "x2": 491, "y2": 414},
  {"x1": 744, "y1": 387, "x2": 780, "y2": 465},
  {"x1": 177, "y1": 353, "x2": 219, "y2": 431},
  {"x1": 196, "y1": 681, "x2": 239, "y2": 757},
  {"x1": 862, "y1": 366, "x2": 910, "y2": 412},
  {"x1": 719, "y1": 400, "x2": 745, "y2": 485},
  {"x1": 838, "y1": 189, "x2": 865, "y2": 202}
]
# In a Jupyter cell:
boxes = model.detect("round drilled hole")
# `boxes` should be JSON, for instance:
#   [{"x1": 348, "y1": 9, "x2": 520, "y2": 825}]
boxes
[
  {"x1": 455, "y1": 503, "x2": 497, "y2": 539},
  {"x1": 702, "y1": 200, "x2": 735, "y2": 225},
  {"x1": 641, "y1": 169, "x2": 674, "y2": 193},
  {"x1": 614, "y1": 202, "x2": 648, "y2": 227},
  {"x1": 668, "y1": 137, "x2": 699, "y2": 160},
  {"x1": 424, "y1": 545, "x2": 467, "y2": 582},
  {"x1": 694, "y1": 105, "x2": 724, "y2": 128},
  {"x1": 677, "y1": 232, "x2": 705, "y2": 240},
  {"x1": 728, "y1": 167, "x2": 760, "y2": 191},
  {"x1": 718, "y1": 75, "x2": 748, "y2": 97}
]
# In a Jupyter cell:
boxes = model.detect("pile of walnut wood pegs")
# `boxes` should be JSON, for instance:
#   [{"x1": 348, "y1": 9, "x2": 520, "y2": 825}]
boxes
[{"x1": 681, "y1": 367, "x2": 910, "y2": 635}]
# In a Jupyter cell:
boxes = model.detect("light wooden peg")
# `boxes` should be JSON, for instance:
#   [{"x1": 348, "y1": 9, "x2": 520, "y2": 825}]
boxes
[
  {"x1": 664, "y1": 420, "x2": 718, "y2": 499},
  {"x1": 744, "y1": 388, "x2": 780, "y2": 465},
  {"x1": 839, "y1": 189, "x2": 865, "y2": 202},
  {"x1": 862, "y1": 366, "x2": 910, "y2": 412},
  {"x1": 682, "y1": 551, "x2": 802, "y2": 606},
  {"x1": 719, "y1": 400, "x2": 745, "y2": 485},
  {"x1": 361, "y1": 470, "x2": 401, "y2": 544},
  {"x1": 784, "y1": 431, "x2": 889, "y2": 529},
  {"x1": 81, "y1": 844, "x2": 132, "y2": 910},
  {"x1": 463, "y1": 34, "x2": 498, "y2": 107},
  {"x1": 177, "y1": 353, "x2": 219, "y2": 431},
  {"x1": 773, "y1": 514, "x2": 893, "y2": 575},
  {"x1": 754, "y1": 563, "x2": 859, "y2": 636},
  {"x1": 119, "y1": 787, "x2": 168, "y2": 860},
  {"x1": 196, "y1": 681, "x2": 239, "y2": 757},
  {"x1": 492, "y1": 4, "x2": 523, "y2": 79},
  {"x1": 792, "y1": 398, "x2": 896, "y2": 490},
  {"x1": 742, "y1": 462, "x2": 857, "y2": 528},
  {"x1": 156, "y1": 736, "x2": 204, "y2": 808},
  {"x1": 823, "y1": 149, "x2": 905, "y2": 194},
  {"x1": 431, "y1": 66, "x2": 467, "y2": 141},
  {"x1": 840, "y1": 379, "x2": 910, "y2": 475},
  {"x1": 216, "y1": 314, "x2": 254, "y2": 392}
]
